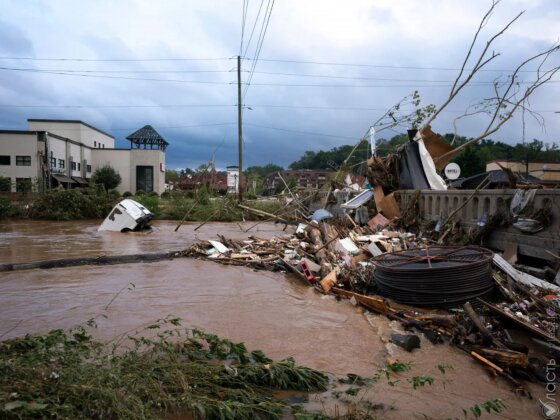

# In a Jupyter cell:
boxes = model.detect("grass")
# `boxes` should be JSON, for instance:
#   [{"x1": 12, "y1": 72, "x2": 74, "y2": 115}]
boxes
[
  {"x1": 0, "y1": 317, "x2": 328, "y2": 419},
  {"x1": 135, "y1": 194, "x2": 286, "y2": 222}
]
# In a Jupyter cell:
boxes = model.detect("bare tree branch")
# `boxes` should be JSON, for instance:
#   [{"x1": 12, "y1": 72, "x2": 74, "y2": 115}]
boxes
[
  {"x1": 424, "y1": 1, "x2": 524, "y2": 127},
  {"x1": 435, "y1": 43, "x2": 559, "y2": 163}
]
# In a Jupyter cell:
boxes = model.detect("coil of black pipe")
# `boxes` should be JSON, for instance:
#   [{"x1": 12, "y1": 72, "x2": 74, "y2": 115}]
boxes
[{"x1": 372, "y1": 246, "x2": 494, "y2": 308}]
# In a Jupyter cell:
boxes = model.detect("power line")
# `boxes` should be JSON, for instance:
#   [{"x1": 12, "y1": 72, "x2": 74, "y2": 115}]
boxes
[
  {"x1": 1, "y1": 102, "x2": 558, "y2": 113},
  {"x1": 0, "y1": 122, "x2": 236, "y2": 132},
  {"x1": 0, "y1": 104, "x2": 234, "y2": 109},
  {"x1": 248, "y1": 58, "x2": 540, "y2": 73},
  {"x1": 242, "y1": 0, "x2": 275, "y2": 100},
  {"x1": 248, "y1": 81, "x2": 513, "y2": 88},
  {"x1": 0, "y1": 68, "x2": 234, "y2": 74},
  {"x1": 242, "y1": 0, "x2": 265, "y2": 59},
  {"x1": 0, "y1": 67, "x2": 233, "y2": 84},
  {"x1": 3, "y1": 66, "x2": 555, "y2": 87},
  {"x1": 0, "y1": 56, "x2": 232, "y2": 62},
  {"x1": 240, "y1": 0, "x2": 248, "y2": 56},
  {"x1": 252, "y1": 70, "x2": 559, "y2": 84},
  {"x1": 0, "y1": 55, "x2": 545, "y2": 74}
]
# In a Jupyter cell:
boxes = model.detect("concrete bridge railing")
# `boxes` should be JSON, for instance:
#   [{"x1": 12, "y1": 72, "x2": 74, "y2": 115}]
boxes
[{"x1": 395, "y1": 189, "x2": 560, "y2": 262}]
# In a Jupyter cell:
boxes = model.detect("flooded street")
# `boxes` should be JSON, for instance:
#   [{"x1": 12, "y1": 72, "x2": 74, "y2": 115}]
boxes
[{"x1": 0, "y1": 220, "x2": 545, "y2": 419}]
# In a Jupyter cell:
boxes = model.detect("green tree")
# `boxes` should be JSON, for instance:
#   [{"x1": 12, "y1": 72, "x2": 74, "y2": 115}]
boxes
[
  {"x1": 289, "y1": 140, "x2": 370, "y2": 173},
  {"x1": 165, "y1": 169, "x2": 180, "y2": 183},
  {"x1": 246, "y1": 163, "x2": 284, "y2": 177},
  {"x1": 91, "y1": 165, "x2": 122, "y2": 190},
  {"x1": 453, "y1": 146, "x2": 485, "y2": 177}
]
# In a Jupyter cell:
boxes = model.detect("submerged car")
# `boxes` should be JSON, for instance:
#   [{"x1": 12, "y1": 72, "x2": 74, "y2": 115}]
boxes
[{"x1": 98, "y1": 199, "x2": 153, "y2": 232}]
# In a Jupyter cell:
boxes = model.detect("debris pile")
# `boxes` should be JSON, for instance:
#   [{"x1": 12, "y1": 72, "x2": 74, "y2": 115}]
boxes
[{"x1": 182, "y1": 197, "x2": 560, "y2": 394}]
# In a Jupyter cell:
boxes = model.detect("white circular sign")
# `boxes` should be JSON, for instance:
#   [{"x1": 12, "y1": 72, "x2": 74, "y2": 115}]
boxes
[{"x1": 444, "y1": 163, "x2": 461, "y2": 180}]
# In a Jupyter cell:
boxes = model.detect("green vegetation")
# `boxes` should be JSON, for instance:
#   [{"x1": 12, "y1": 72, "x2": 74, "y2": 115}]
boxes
[
  {"x1": 437, "y1": 363, "x2": 454, "y2": 374},
  {"x1": 289, "y1": 140, "x2": 370, "y2": 174},
  {"x1": 0, "y1": 176, "x2": 11, "y2": 192},
  {"x1": 409, "y1": 375, "x2": 434, "y2": 390},
  {"x1": 164, "y1": 169, "x2": 180, "y2": 183},
  {"x1": 91, "y1": 165, "x2": 122, "y2": 190},
  {"x1": 462, "y1": 399, "x2": 506, "y2": 418},
  {"x1": 0, "y1": 197, "x2": 16, "y2": 218},
  {"x1": 0, "y1": 317, "x2": 328, "y2": 419},
  {"x1": 26, "y1": 185, "x2": 117, "y2": 220}
]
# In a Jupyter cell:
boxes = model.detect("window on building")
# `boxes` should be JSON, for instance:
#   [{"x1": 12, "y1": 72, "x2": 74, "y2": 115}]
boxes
[
  {"x1": 77, "y1": 162, "x2": 81, "y2": 171},
  {"x1": 16, "y1": 178, "x2": 32, "y2": 194},
  {"x1": 58, "y1": 159, "x2": 65, "y2": 169},
  {"x1": 87, "y1": 165, "x2": 92, "y2": 173},
  {"x1": 0, "y1": 156, "x2": 10, "y2": 165},
  {"x1": 71, "y1": 161, "x2": 77, "y2": 170},
  {"x1": 16, "y1": 156, "x2": 31, "y2": 166},
  {"x1": 136, "y1": 166, "x2": 154, "y2": 192},
  {"x1": 102, "y1": 144, "x2": 105, "y2": 148},
  {"x1": 94, "y1": 141, "x2": 97, "y2": 147},
  {"x1": 50, "y1": 157, "x2": 56, "y2": 168}
]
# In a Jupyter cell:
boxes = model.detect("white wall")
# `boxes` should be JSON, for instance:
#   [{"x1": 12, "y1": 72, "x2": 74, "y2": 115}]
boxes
[
  {"x1": 90, "y1": 149, "x2": 165, "y2": 194},
  {"x1": 130, "y1": 149, "x2": 165, "y2": 194},
  {"x1": 91, "y1": 149, "x2": 131, "y2": 194},
  {"x1": 0, "y1": 132, "x2": 40, "y2": 192},
  {"x1": 28, "y1": 120, "x2": 114, "y2": 149}
]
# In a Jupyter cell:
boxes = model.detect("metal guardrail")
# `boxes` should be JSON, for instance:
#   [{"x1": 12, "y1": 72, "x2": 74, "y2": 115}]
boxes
[{"x1": 396, "y1": 189, "x2": 560, "y2": 262}]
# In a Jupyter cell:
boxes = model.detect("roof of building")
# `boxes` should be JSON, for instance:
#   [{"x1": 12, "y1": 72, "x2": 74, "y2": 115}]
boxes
[
  {"x1": 487, "y1": 159, "x2": 560, "y2": 165},
  {"x1": 126, "y1": 125, "x2": 169, "y2": 151},
  {"x1": 0, "y1": 130, "x2": 37, "y2": 135},
  {"x1": 450, "y1": 170, "x2": 541, "y2": 189},
  {"x1": 28, "y1": 119, "x2": 115, "y2": 139}
]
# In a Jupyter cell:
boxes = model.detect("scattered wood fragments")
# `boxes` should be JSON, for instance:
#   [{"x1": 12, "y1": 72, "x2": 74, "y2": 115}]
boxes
[{"x1": 179, "y1": 196, "x2": 560, "y2": 398}]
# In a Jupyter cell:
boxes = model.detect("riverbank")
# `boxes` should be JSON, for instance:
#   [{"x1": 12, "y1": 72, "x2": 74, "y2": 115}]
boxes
[{"x1": 0, "y1": 188, "x2": 285, "y2": 221}]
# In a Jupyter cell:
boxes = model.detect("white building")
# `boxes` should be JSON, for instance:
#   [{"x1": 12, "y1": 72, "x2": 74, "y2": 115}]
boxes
[
  {"x1": 0, "y1": 119, "x2": 168, "y2": 194},
  {"x1": 226, "y1": 165, "x2": 240, "y2": 193}
]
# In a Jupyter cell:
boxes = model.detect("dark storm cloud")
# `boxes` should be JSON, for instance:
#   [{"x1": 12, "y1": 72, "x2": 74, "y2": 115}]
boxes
[{"x1": 0, "y1": 0, "x2": 558, "y2": 170}]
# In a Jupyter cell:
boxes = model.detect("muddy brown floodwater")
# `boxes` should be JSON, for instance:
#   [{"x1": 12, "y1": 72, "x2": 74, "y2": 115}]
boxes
[{"x1": 0, "y1": 220, "x2": 547, "y2": 419}]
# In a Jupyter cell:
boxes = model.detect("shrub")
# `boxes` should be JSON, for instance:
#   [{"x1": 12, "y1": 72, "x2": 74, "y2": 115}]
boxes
[
  {"x1": 28, "y1": 187, "x2": 117, "y2": 220},
  {"x1": 160, "y1": 191, "x2": 171, "y2": 199},
  {"x1": 123, "y1": 191, "x2": 132, "y2": 197},
  {"x1": 135, "y1": 189, "x2": 146, "y2": 196},
  {"x1": 91, "y1": 165, "x2": 122, "y2": 190},
  {"x1": 0, "y1": 197, "x2": 13, "y2": 218},
  {"x1": 134, "y1": 195, "x2": 160, "y2": 217},
  {"x1": 0, "y1": 177, "x2": 11, "y2": 192},
  {"x1": 196, "y1": 185, "x2": 211, "y2": 205},
  {"x1": 108, "y1": 189, "x2": 121, "y2": 199},
  {"x1": 148, "y1": 191, "x2": 159, "y2": 197}
]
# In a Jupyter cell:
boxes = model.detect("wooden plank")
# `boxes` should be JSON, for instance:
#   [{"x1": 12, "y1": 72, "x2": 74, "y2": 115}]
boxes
[
  {"x1": 478, "y1": 298, "x2": 560, "y2": 346},
  {"x1": 493, "y1": 254, "x2": 560, "y2": 292}
]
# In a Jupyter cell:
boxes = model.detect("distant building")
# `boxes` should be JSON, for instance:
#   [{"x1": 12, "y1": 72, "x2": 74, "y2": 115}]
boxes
[
  {"x1": 0, "y1": 119, "x2": 168, "y2": 194},
  {"x1": 263, "y1": 169, "x2": 332, "y2": 194},
  {"x1": 486, "y1": 160, "x2": 560, "y2": 185},
  {"x1": 179, "y1": 169, "x2": 228, "y2": 192}
]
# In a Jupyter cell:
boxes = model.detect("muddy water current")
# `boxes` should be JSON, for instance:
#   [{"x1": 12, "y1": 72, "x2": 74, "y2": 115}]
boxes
[{"x1": 0, "y1": 220, "x2": 546, "y2": 418}]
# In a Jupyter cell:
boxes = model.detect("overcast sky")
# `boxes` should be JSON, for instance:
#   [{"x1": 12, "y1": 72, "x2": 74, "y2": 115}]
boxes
[{"x1": 1, "y1": 0, "x2": 558, "y2": 170}]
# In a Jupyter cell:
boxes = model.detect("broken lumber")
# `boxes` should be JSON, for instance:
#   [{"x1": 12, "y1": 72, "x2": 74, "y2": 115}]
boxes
[
  {"x1": 493, "y1": 254, "x2": 560, "y2": 292},
  {"x1": 478, "y1": 298, "x2": 560, "y2": 346},
  {"x1": 463, "y1": 301, "x2": 506, "y2": 348},
  {"x1": 471, "y1": 346, "x2": 528, "y2": 369}
]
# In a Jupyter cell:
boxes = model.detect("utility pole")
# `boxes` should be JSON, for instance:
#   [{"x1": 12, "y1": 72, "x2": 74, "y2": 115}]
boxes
[{"x1": 237, "y1": 55, "x2": 243, "y2": 202}]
